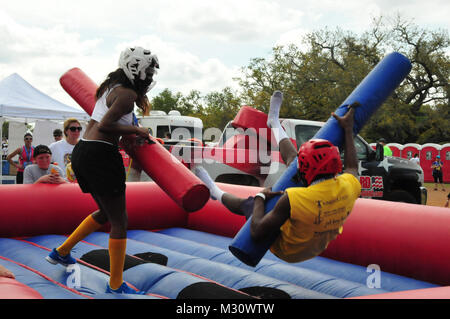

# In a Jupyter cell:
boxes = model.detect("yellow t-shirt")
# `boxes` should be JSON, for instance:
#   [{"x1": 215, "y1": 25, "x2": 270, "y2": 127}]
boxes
[{"x1": 270, "y1": 173, "x2": 361, "y2": 263}]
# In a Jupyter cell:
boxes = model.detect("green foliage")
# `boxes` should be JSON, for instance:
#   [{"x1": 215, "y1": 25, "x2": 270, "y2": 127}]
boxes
[
  {"x1": 2, "y1": 120, "x2": 8, "y2": 138},
  {"x1": 237, "y1": 15, "x2": 449, "y2": 144},
  {"x1": 416, "y1": 103, "x2": 450, "y2": 144},
  {"x1": 201, "y1": 87, "x2": 242, "y2": 130},
  {"x1": 145, "y1": 15, "x2": 449, "y2": 144},
  {"x1": 149, "y1": 88, "x2": 183, "y2": 115},
  {"x1": 148, "y1": 87, "x2": 242, "y2": 131}
]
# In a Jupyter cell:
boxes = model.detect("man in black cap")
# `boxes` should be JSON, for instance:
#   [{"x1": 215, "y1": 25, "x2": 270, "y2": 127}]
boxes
[{"x1": 53, "y1": 128, "x2": 63, "y2": 142}]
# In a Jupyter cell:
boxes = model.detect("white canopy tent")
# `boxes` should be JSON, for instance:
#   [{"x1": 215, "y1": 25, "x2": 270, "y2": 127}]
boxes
[{"x1": 0, "y1": 73, "x2": 90, "y2": 183}]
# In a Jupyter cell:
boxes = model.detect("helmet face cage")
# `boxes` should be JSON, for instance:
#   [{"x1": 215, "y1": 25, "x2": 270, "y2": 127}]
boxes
[
  {"x1": 119, "y1": 47, "x2": 159, "y2": 86},
  {"x1": 297, "y1": 139, "x2": 342, "y2": 185}
]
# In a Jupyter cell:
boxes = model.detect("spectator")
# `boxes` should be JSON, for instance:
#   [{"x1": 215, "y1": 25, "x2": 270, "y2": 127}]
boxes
[
  {"x1": 6, "y1": 133, "x2": 34, "y2": 184},
  {"x1": 53, "y1": 129, "x2": 63, "y2": 142},
  {"x1": 432, "y1": 155, "x2": 445, "y2": 191},
  {"x1": 49, "y1": 119, "x2": 82, "y2": 178},
  {"x1": 377, "y1": 138, "x2": 392, "y2": 157},
  {"x1": 23, "y1": 145, "x2": 66, "y2": 184},
  {"x1": 1, "y1": 138, "x2": 7, "y2": 160},
  {"x1": 410, "y1": 154, "x2": 420, "y2": 166},
  {"x1": 164, "y1": 132, "x2": 171, "y2": 139},
  {"x1": 0, "y1": 265, "x2": 14, "y2": 279}
]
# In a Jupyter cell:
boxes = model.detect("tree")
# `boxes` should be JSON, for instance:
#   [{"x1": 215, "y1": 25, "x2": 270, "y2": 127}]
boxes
[
  {"x1": 178, "y1": 90, "x2": 204, "y2": 117},
  {"x1": 416, "y1": 103, "x2": 450, "y2": 144},
  {"x1": 202, "y1": 87, "x2": 242, "y2": 130},
  {"x1": 236, "y1": 15, "x2": 449, "y2": 144},
  {"x1": 2, "y1": 121, "x2": 8, "y2": 139},
  {"x1": 146, "y1": 88, "x2": 183, "y2": 116}
]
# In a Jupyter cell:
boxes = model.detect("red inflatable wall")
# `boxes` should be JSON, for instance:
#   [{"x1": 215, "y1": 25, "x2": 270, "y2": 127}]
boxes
[
  {"x1": 0, "y1": 183, "x2": 187, "y2": 238},
  {"x1": 352, "y1": 286, "x2": 450, "y2": 299},
  {"x1": 0, "y1": 277, "x2": 43, "y2": 299},
  {"x1": 322, "y1": 198, "x2": 450, "y2": 286},
  {"x1": 1, "y1": 182, "x2": 449, "y2": 286}
]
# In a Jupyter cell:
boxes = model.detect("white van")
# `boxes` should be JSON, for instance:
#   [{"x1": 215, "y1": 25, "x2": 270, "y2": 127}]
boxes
[{"x1": 139, "y1": 110, "x2": 203, "y2": 142}]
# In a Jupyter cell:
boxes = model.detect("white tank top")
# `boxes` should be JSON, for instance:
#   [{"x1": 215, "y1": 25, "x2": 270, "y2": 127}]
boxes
[{"x1": 91, "y1": 84, "x2": 133, "y2": 126}]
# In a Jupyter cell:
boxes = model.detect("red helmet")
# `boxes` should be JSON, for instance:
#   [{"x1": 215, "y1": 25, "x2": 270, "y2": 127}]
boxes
[{"x1": 297, "y1": 139, "x2": 342, "y2": 185}]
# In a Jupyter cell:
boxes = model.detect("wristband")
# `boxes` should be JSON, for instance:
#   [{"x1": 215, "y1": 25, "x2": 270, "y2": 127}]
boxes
[{"x1": 254, "y1": 192, "x2": 266, "y2": 201}]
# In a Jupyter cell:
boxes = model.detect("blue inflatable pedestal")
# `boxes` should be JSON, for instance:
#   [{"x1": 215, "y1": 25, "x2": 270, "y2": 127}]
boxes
[{"x1": 229, "y1": 52, "x2": 412, "y2": 267}]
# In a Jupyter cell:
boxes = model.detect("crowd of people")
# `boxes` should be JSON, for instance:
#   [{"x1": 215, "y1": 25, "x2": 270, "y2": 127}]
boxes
[{"x1": 3, "y1": 118, "x2": 83, "y2": 185}]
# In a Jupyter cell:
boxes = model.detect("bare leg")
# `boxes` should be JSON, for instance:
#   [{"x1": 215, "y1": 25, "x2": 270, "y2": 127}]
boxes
[
  {"x1": 267, "y1": 91, "x2": 297, "y2": 166},
  {"x1": 221, "y1": 193, "x2": 248, "y2": 216},
  {"x1": 194, "y1": 165, "x2": 248, "y2": 216},
  {"x1": 93, "y1": 192, "x2": 127, "y2": 239},
  {"x1": 279, "y1": 137, "x2": 298, "y2": 167},
  {"x1": 91, "y1": 193, "x2": 110, "y2": 225}
]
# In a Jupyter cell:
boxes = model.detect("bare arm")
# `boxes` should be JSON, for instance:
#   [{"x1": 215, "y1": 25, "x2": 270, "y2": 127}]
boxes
[
  {"x1": 97, "y1": 87, "x2": 149, "y2": 138},
  {"x1": 34, "y1": 174, "x2": 67, "y2": 185},
  {"x1": 332, "y1": 104, "x2": 358, "y2": 177},
  {"x1": 250, "y1": 189, "x2": 290, "y2": 242},
  {"x1": 6, "y1": 148, "x2": 21, "y2": 168}
]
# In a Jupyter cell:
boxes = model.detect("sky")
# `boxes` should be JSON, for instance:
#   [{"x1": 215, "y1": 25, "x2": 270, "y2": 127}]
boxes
[{"x1": 0, "y1": 0, "x2": 448, "y2": 111}]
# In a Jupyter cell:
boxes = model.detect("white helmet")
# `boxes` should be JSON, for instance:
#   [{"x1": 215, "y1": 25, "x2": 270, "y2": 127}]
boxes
[{"x1": 118, "y1": 47, "x2": 159, "y2": 85}]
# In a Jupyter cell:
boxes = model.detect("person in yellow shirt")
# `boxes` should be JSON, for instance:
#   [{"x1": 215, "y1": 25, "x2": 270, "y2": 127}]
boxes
[{"x1": 195, "y1": 91, "x2": 361, "y2": 263}]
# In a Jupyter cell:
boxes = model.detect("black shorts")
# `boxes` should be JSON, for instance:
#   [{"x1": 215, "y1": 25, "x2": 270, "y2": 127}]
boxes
[
  {"x1": 433, "y1": 171, "x2": 443, "y2": 183},
  {"x1": 16, "y1": 171, "x2": 23, "y2": 184},
  {"x1": 71, "y1": 139, "x2": 126, "y2": 196}
]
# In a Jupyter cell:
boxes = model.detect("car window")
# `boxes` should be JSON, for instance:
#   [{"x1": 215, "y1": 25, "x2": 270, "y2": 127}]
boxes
[
  {"x1": 171, "y1": 125, "x2": 197, "y2": 140},
  {"x1": 354, "y1": 137, "x2": 368, "y2": 160},
  {"x1": 295, "y1": 124, "x2": 368, "y2": 160},
  {"x1": 294, "y1": 125, "x2": 320, "y2": 150},
  {"x1": 156, "y1": 125, "x2": 170, "y2": 138}
]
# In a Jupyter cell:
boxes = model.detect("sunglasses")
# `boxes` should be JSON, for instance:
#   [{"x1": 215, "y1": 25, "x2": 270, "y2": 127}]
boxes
[
  {"x1": 25, "y1": 137, "x2": 33, "y2": 141},
  {"x1": 68, "y1": 126, "x2": 82, "y2": 132}
]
